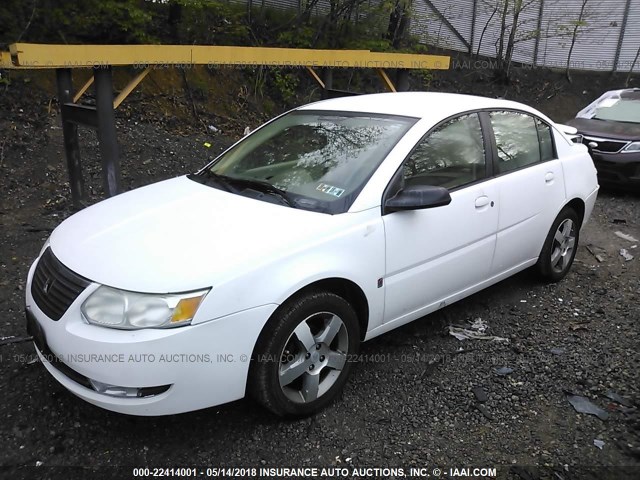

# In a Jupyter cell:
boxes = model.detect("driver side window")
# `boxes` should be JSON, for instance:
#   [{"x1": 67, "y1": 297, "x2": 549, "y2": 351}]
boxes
[{"x1": 403, "y1": 113, "x2": 486, "y2": 190}]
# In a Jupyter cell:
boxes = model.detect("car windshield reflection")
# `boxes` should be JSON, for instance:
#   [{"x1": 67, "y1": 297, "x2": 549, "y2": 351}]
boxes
[{"x1": 197, "y1": 111, "x2": 417, "y2": 214}]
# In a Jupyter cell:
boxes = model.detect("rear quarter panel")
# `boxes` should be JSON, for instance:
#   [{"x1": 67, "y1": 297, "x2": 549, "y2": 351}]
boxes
[{"x1": 555, "y1": 126, "x2": 599, "y2": 225}]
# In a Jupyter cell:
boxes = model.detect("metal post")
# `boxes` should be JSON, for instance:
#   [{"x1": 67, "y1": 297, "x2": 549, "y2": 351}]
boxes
[
  {"x1": 321, "y1": 68, "x2": 333, "y2": 99},
  {"x1": 94, "y1": 67, "x2": 121, "y2": 197},
  {"x1": 396, "y1": 69, "x2": 410, "y2": 91},
  {"x1": 55, "y1": 68, "x2": 85, "y2": 208}
]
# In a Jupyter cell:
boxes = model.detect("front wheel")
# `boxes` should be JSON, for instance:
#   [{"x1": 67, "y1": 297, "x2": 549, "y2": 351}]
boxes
[
  {"x1": 248, "y1": 291, "x2": 360, "y2": 417},
  {"x1": 536, "y1": 207, "x2": 580, "y2": 282}
]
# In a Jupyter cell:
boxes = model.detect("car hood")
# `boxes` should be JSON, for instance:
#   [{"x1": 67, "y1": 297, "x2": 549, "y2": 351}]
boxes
[
  {"x1": 49, "y1": 176, "x2": 342, "y2": 293},
  {"x1": 567, "y1": 117, "x2": 640, "y2": 141}
]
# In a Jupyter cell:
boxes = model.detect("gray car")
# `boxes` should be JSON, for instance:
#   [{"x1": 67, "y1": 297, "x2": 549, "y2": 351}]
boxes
[{"x1": 568, "y1": 88, "x2": 640, "y2": 190}]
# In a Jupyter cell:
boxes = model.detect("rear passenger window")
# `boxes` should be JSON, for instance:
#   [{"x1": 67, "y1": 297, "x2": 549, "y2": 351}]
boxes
[
  {"x1": 536, "y1": 118, "x2": 555, "y2": 161},
  {"x1": 403, "y1": 113, "x2": 486, "y2": 190},
  {"x1": 490, "y1": 111, "x2": 540, "y2": 173}
]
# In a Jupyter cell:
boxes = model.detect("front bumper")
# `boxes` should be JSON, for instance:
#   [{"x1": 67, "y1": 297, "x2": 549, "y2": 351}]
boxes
[
  {"x1": 25, "y1": 259, "x2": 277, "y2": 416},
  {"x1": 590, "y1": 151, "x2": 640, "y2": 189}
]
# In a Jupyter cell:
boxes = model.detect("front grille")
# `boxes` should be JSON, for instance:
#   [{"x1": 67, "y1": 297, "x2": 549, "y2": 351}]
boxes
[
  {"x1": 31, "y1": 247, "x2": 91, "y2": 320},
  {"x1": 583, "y1": 136, "x2": 629, "y2": 153}
]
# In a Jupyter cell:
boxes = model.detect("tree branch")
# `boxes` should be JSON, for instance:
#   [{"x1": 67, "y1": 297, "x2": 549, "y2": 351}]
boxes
[
  {"x1": 626, "y1": 45, "x2": 640, "y2": 87},
  {"x1": 16, "y1": 0, "x2": 38, "y2": 43}
]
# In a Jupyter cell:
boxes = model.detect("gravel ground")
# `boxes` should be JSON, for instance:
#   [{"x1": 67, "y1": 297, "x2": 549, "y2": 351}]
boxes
[{"x1": 0, "y1": 91, "x2": 639, "y2": 480}]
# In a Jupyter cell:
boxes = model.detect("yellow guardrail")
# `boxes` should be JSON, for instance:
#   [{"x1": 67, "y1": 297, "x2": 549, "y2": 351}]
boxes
[
  {"x1": 5, "y1": 43, "x2": 449, "y2": 70},
  {"x1": 1, "y1": 51, "x2": 15, "y2": 68}
]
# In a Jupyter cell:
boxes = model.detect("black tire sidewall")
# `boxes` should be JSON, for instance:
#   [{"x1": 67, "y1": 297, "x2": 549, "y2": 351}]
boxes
[
  {"x1": 537, "y1": 207, "x2": 580, "y2": 282},
  {"x1": 249, "y1": 291, "x2": 360, "y2": 417}
]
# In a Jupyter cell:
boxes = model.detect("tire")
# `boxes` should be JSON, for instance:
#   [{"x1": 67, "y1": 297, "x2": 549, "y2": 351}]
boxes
[
  {"x1": 536, "y1": 207, "x2": 580, "y2": 282},
  {"x1": 248, "y1": 291, "x2": 360, "y2": 417}
]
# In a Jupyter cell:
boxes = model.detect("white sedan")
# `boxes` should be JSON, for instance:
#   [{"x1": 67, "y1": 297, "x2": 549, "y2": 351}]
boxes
[{"x1": 25, "y1": 92, "x2": 599, "y2": 417}]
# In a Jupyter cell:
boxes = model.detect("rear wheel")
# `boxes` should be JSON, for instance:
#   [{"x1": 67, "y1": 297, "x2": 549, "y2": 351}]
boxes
[
  {"x1": 537, "y1": 207, "x2": 580, "y2": 282},
  {"x1": 249, "y1": 291, "x2": 360, "y2": 417}
]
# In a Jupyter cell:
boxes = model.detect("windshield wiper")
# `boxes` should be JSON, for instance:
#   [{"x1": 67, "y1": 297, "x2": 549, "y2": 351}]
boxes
[
  {"x1": 191, "y1": 170, "x2": 234, "y2": 192},
  {"x1": 223, "y1": 177, "x2": 295, "y2": 207},
  {"x1": 191, "y1": 171, "x2": 298, "y2": 208}
]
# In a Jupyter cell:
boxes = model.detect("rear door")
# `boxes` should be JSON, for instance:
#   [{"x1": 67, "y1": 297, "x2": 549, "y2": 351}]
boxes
[
  {"x1": 382, "y1": 112, "x2": 499, "y2": 324},
  {"x1": 485, "y1": 110, "x2": 566, "y2": 275}
]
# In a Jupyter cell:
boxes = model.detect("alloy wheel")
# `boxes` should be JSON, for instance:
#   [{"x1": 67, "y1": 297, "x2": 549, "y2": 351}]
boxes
[
  {"x1": 278, "y1": 312, "x2": 349, "y2": 403},
  {"x1": 550, "y1": 218, "x2": 576, "y2": 273}
]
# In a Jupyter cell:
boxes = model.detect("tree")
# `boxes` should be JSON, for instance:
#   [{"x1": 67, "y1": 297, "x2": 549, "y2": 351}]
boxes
[
  {"x1": 565, "y1": 0, "x2": 590, "y2": 83},
  {"x1": 475, "y1": 2, "x2": 499, "y2": 59},
  {"x1": 495, "y1": 0, "x2": 511, "y2": 75},
  {"x1": 492, "y1": 0, "x2": 540, "y2": 82},
  {"x1": 167, "y1": 1, "x2": 183, "y2": 41},
  {"x1": 626, "y1": 45, "x2": 640, "y2": 87},
  {"x1": 314, "y1": 0, "x2": 368, "y2": 48},
  {"x1": 387, "y1": 0, "x2": 413, "y2": 49},
  {"x1": 0, "y1": 0, "x2": 155, "y2": 46}
]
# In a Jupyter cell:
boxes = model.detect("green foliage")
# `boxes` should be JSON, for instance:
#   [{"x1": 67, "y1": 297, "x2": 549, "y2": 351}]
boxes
[
  {"x1": 272, "y1": 68, "x2": 299, "y2": 103},
  {"x1": 347, "y1": 37, "x2": 393, "y2": 52},
  {"x1": 0, "y1": 0, "x2": 156, "y2": 46},
  {"x1": 54, "y1": 0, "x2": 155, "y2": 43},
  {"x1": 0, "y1": 0, "x2": 437, "y2": 107},
  {"x1": 0, "y1": 0, "x2": 252, "y2": 46},
  {"x1": 259, "y1": 0, "x2": 402, "y2": 51},
  {"x1": 276, "y1": 26, "x2": 316, "y2": 49},
  {"x1": 417, "y1": 69, "x2": 432, "y2": 89},
  {"x1": 411, "y1": 43, "x2": 432, "y2": 54},
  {"x1": 0, "y1": 0, "x2": 432, "y2": 55},
  {"x1": 172, "y1": 0, "x2": 249, "y2": 45}
]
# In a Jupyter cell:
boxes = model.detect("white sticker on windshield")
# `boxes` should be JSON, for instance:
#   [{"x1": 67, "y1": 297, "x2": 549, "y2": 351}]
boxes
[
  {"x1": 316, "y1": 183, "x2": 345, "y2": 198},
  {"x1": 597, "y1": 98, "x2": 620, "y2": 108}
]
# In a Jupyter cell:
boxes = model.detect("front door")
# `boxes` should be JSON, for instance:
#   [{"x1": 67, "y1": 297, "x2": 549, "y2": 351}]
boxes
[{"x1": 382, "y1": 112, "x2": 499, "y2": 324}]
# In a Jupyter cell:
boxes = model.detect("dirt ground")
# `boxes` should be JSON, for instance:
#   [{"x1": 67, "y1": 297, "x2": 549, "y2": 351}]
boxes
[{"x1": 0, "y1": 67, "x2": 639, "y2": 480}]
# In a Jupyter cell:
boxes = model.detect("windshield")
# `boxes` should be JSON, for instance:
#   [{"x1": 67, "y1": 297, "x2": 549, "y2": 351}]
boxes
[
  {"x1": 576, "y1": 89, "x2": 640, "y2": 123},
  {"x1": 196, "y1": 110, "x2": 417, "y2": 214}
]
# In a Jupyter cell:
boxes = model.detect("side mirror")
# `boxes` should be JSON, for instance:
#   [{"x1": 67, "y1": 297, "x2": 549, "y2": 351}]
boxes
[
  {"x1": 384, "y1": 184, "x2": 452, "y2": 214},
  {"x1": 557, "y1": 123, "x2": 583, "y2": 144},
  {"x1": 571, "y1": 134, "x2": 584, "y2": 144}
]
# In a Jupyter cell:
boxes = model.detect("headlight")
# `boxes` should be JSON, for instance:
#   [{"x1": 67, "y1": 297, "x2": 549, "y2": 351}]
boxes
[
  {"x1": 622, "y1": 142, "x2": 640, "y2": 153},
  {"x1": 81, "y1": 286, "x2": 209, "y2": 330}
]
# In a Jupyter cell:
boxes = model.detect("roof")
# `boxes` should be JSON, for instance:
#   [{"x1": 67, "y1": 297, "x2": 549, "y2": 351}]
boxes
[{"x1": 299, "y1": 92, "x2": 551, "y2": 124}]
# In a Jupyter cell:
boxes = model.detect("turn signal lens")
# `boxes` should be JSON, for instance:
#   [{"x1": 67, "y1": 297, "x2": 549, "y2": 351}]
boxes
[{"x1": 171, "y1": 296, "x2": 205, "y2": 323}]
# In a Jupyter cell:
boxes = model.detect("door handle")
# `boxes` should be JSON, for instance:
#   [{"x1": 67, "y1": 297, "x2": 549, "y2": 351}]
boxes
[
  {"x1": 475, "y1": 196, "x2": 490, "y2": 208},
  {"x1": 545, "y1": 172, "x2": 555, "y2": 183}
]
